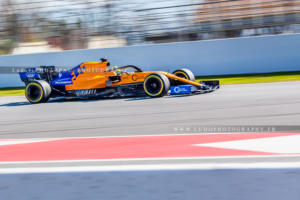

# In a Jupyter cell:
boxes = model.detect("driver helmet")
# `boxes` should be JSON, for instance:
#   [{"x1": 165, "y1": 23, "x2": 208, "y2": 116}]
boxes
[{"x1": 108, "y1": 66, "x2": 121, "y2": 75}]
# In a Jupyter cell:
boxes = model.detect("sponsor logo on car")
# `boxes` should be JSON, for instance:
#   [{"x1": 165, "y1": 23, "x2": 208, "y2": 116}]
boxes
[
  {"x1": 170, "y1": 85, "x2": 192, "y2": 95},
  {"x1": 174, "y1": 87, "x2": 188, "y2": 93},
  {"x1": 26, "y1": 72, "x2": 36, "y2": 78}
]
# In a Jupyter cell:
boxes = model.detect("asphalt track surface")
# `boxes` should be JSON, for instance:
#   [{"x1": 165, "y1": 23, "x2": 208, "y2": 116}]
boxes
[
  {"x1": 1, "y1": 82, "x2": 300, "y2": 200},
  {"x1": 0, "y1": 81, "x2": 300, "y2": 168},
  {"x1": 1, "y1": 81, "x2": 300, "y2": 140}
]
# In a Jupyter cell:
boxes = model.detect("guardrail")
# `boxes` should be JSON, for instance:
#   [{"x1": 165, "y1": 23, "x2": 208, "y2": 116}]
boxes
[{"x1": 1, "y1": 33, "x2": 300, "y2": 88}]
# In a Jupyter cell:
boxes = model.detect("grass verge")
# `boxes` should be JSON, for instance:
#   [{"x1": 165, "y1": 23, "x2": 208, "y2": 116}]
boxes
[
  {"x1": 0, "y1": 87, "x2": 24, "y2": 97},
  {"x1": 196, "y1": 71, "x2": 300, "y2": 85}
]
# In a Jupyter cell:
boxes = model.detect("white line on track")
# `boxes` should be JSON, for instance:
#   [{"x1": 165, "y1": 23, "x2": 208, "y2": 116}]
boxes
[
  {"x1": 198, "y1": 134, "x2": 300, "y2": 154},
  {"x1": 0, "y1": 139, "x2": 56, "y2": 146},
  {"x1": 1, "y1": 162, "x2": 300, "y2": 174},
  {"x1": 0, "y1": 132, "x2": 288, "y2": 141}
]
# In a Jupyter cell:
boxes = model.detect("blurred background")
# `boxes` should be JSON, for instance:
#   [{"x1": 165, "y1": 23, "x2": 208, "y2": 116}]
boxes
[{"x1": 1, "y1": 0, "x2": 300, "y2": 55}]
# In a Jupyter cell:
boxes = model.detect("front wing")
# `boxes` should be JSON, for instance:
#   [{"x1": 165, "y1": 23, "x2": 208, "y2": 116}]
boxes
[{"x1": 170, "y1": 80, "x2": 220, "y2": 95}]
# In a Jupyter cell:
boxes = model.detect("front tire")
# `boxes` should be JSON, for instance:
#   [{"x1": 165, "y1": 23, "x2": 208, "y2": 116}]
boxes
[
  {"x1": 25, "y1": 80, "x2": 51, "y2": 104},
  {"x1": 172, "y1": 68, "x2": 195, "y2": 85},
  {"x1": 143, "y1": 73, "x2": 170, "y2": 98}
]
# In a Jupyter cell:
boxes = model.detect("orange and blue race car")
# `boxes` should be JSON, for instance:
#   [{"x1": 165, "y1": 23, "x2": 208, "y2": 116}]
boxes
[{"x1": 19, "y1": 58, "x2": 220, "y2": 104}]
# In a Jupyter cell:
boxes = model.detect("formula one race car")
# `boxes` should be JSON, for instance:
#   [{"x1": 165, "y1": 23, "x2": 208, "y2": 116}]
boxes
[{"x1": 19, "y1": 58, "x2": 219, "y2": 104}]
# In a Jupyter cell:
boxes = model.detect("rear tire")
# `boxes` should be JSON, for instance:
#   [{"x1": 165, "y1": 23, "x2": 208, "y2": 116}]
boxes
[
  {"x1": 172, "y1": 68, "x2": 195, "y2": 85},
  {"x1": 143, "y1": 73, "x2": 170, "y2": 98},
  {"x1": 25, "y1": 80, "x2": 51, "y2": 104}
]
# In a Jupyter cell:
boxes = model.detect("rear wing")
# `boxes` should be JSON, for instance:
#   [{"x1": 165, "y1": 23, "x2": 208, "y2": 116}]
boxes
[
  {"x1": 19, "y1": 66, "x2": 57, "y2": 83},
  {"x1": 19, "y1": 68, "x2": 40, "y2": 83}
]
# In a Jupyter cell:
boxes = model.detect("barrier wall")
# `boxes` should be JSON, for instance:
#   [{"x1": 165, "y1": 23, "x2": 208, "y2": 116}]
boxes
[{"x1": 1, "y1": 33, "x2": 300, "y2": 87}]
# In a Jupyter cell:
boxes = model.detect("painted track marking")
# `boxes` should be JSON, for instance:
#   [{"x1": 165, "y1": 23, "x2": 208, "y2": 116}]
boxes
[
  {"x1": 199, "y1": 134, "x2": 300, "y2": 153},
  {"x1": 0, "y1": 133, "x2": 299, "y2": 162}
]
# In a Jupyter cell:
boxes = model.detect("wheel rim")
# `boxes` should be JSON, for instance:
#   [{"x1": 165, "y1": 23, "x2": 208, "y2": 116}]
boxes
[
  {"x1": 26, "y1": 84, "x2": 43, "y2": 102},
  {"x1": 174, "y1": 71, "x2": 189, "y2": 79},
  {"x1": 145, "y1": 76, "x2": 163, "y2": 96}
]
